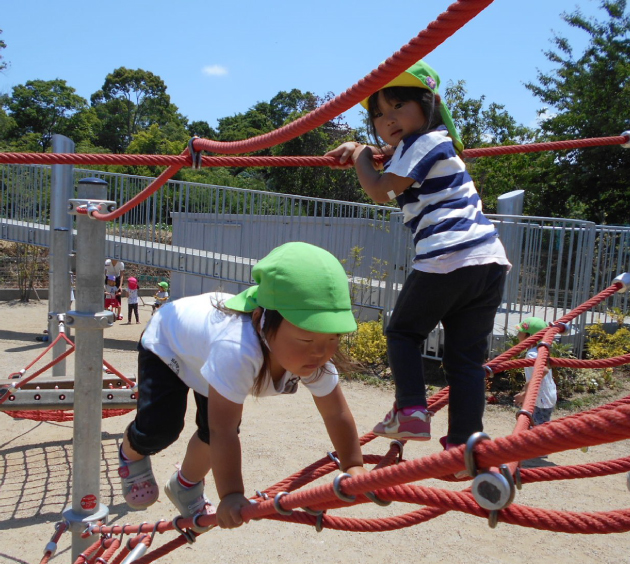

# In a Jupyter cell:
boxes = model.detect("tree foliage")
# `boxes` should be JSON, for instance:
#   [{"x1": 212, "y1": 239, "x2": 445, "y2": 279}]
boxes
[
  {"x1": 5, "y1": 79, "x2": 88, "y2": 152},
  {"x1": 0, "y1": 29, "x2": 8, "y2": 73},
  {"x1": 91, "y1": 67, "x2": 177, "y2": 153},
  {"x1": 525, "y1": 0, "x2": 630, "y2": 224}
]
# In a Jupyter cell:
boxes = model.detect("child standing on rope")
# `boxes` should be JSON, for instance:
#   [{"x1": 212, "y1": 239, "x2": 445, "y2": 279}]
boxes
[
  {"x1": 326, "y1": 59, "x2": 510, "y2": 451},
  {"x1": 513, "y1": 317, "x2": 557, "y2": 425},
  {"x1": 118, "y1": 242, "x2": 366, "y2": 528}
]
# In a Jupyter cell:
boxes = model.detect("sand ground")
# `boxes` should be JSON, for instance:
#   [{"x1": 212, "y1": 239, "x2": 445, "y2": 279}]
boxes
[{"x1": 1, "y1": 299, "x2": 629, "y2": 564}]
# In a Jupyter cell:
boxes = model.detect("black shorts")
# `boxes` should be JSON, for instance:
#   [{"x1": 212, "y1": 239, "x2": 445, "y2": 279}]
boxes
[{"x1": 126, "y1": 342, "x2": 210, "y2": 455}]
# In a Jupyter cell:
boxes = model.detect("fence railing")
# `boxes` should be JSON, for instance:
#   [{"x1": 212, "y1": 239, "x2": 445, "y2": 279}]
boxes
[{"x1": 2, "y1": 163, "x2": 629, "y2": 358}]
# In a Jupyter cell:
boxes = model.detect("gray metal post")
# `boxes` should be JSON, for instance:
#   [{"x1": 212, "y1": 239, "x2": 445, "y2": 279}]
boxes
[
  {"x1": 49, "y1": 135, "x2": 75, "y2": 376},
  {"x1": 63, "y1": 178, "x2": 112, "y2": 561}
]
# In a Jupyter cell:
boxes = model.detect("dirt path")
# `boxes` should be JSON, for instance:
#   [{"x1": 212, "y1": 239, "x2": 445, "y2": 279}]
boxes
[{"x1": 1, "y1": 300, "x2": 629, "y2": 564}]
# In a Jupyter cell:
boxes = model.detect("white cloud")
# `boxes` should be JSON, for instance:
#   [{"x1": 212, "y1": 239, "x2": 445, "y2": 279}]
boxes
[{"x1": 202, "y1": 65, "x2": 228, "y2": 77}]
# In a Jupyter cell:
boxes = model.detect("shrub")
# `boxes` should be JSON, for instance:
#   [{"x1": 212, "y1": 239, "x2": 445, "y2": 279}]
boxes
[{"x1": 342, "y1": 320, "x2": 389, "y2": 379}]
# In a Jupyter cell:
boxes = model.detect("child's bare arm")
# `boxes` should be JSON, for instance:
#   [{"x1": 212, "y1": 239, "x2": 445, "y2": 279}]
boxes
[
  {"x1": 352, "y1": 145, "x2": 414, "y2": 204},
  {"x1": 208, "y1": 386, "x2": 250, "y2": 528},
  {"x1": 313, "y1": 385, "x2": 365, "y2": 476}
]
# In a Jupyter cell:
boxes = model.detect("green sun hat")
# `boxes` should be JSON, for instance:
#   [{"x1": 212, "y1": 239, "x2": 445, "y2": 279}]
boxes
[
  {"x1": 515, "y1": 317, "x2": 548, "y2": 335},
  {"x1": 359, "y1": 59, "x2": 464, "y2": 154},
  {"x1": 158, "y1": 281, "x2": 169, "y2": 290},
  {"x1": 225, "y1": 242, "x2": 357, "y2": 334}
]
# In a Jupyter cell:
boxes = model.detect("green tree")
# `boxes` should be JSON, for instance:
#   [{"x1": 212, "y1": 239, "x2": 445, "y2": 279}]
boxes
[
  {"x1": 525, "y1": 0, "x2": 630, "y2": 224},
  {"x1": 4, "y1": 79, "x2": 88, "y2": 152},
  {"x1": 443, "y1": 80, "x2": 551, "y2": 214},
  {"x1": 91, "y1": 67, "x2": 178, "y2": 153}
]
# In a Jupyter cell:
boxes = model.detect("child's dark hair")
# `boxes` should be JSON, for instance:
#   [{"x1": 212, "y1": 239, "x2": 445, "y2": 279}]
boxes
[
  {"x1": 217, "y1": 300, "x2": 358, "y2": 397},
  {"x1": 366, "y1": 86, "x2": 443, "y2": 148}
]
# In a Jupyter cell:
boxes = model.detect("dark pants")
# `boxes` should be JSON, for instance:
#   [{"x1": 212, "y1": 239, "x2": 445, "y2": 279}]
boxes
[
  {"x1": 386, "y1": 263, "x2": 506, "y2": 445},
  {"x1": 128, "y1": 303, "x2": 139, "y2": 323},
  {"x1": 126, "y1": 343, "x2": 210, "y2": 456}
]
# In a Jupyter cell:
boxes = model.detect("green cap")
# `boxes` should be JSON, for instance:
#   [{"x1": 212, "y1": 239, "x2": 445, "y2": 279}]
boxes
[
  {"x1": 158, "y1": 281, "x2": 169, "y2": 289},
  {"x1": 360, "y1": 59, "x2": 464, "y2": 154},
  {"x1": 225, "y1": 242, "x2": 357, "y2": 334},
  {"x1": 515, "y1": 317, "x2": 548, "y2": 335}
]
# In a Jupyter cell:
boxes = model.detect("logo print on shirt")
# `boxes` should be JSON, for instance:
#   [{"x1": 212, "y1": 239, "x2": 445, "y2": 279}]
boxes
[{"x1": 168, "y1": 358, "x2": 180, "y2": 374}]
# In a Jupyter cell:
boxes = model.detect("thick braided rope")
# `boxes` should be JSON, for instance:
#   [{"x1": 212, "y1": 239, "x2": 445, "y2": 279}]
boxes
[
  {"x1": 1, "y1": 133, "x2": 627, "y2": 167},
  {"x1": 495, "y1": 352, "x2": 630, "y2": 372},
  {"x1": 520, "y1": 455, "x2": 630, "y2": 483}
]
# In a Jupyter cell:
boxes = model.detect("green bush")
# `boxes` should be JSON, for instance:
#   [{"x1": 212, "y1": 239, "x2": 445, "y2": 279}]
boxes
[{"x1": 343, "y1": 320, "x2": 388, "y2": 366}]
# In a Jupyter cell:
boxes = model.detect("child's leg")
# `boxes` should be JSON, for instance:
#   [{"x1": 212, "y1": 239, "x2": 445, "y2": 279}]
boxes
[
  {"x1": 125, "y1": 343, "x2": 190, "y2": 457},
  {"x1": 441, "y1": 263, "x2": 506, "y2": 445},
  {"x1": 385, "y1": 269, "x2": 450, "y2": 409},
  {"x1": 127, "y1": 303, "x2": 132, "y2": 324},
  {"x1": 134, "y1": 303, "x2": 140, "y2": 323},
  {"x1": 180, "y1": 432, "x2": 212, "y2": 483},
  {"x1": 533, "y1": 406, "x2": 553, "y2": 425}
]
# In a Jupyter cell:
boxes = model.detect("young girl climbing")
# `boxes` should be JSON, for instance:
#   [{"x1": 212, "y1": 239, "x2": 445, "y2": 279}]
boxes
[
  {"x1": 326, "y1": 59, "x2": 510, "y2": 451},
  {"x1": 118, "y1": 242, "x2": 366, "y2": 529}
]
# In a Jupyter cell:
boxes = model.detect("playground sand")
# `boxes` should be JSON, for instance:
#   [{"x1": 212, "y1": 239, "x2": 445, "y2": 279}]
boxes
[{"x1": 1, "y1": 299, "x2": 629, "y2": 564}]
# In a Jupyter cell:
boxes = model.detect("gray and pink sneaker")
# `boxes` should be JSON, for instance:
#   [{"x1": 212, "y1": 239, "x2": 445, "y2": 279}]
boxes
[
  {"x1": 372, "y1": 404, "x2": 431, "y2": 440},
  {"x1": 118, "y1": 453, "x2": 160, "y2": 510}
]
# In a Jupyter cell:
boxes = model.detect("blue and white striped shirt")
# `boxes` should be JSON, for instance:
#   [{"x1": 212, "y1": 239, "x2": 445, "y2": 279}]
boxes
[{"x1": 385, "y1": 127, "x2": 496, "y2": 261}]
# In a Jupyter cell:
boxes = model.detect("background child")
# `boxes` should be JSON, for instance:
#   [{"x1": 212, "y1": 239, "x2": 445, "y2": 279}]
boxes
[
  {"x1": 513, "y1": 317, "x2": 557, "y2": 425},
  {"x1": 152, "y1": 281, "x2": 169, "y2": 314},
  {"x1": 104, "y1": 275, "x2": 122, "y2": 320},
  {"x1": 118, "y1": 242, "x2": 366, "y2": 529},
  {"x1": 326, "y1": 59, "x2": 510, "y2": 452},
  {"x1": 127, "y1": 276, "x2": 140, "y2": 324}
]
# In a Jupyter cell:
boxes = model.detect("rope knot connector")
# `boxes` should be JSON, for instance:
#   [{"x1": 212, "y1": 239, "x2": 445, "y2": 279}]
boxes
[{"x1": 621, "y1": 130, "x2": 630, "y2": 148}]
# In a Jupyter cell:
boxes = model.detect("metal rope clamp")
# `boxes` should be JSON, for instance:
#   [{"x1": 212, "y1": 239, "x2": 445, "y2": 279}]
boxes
[
  {"x1": 188, "y1": 137, "x2": 203, "y2": 169},
  {"x1": 466, "y1": 433, "x2": 516, "y2": 529},
  {"x1": 621, "y1": 130, "x2": 630, "y2": 149},
  {"x1": 68, "y1": 199, "x2": 117, "y2": 218},
  {"x1": 171, "y1": 516, "x2": 196, "y2": 544}
]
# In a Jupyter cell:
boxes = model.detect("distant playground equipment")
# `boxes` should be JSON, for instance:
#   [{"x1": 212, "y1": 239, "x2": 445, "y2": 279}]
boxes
[
  {"x1": 1, "y1": 0, "x2": 630, "y2": 562},
  {"x1": 0, "y1": 313, "x2": 137, "y2": 422}
]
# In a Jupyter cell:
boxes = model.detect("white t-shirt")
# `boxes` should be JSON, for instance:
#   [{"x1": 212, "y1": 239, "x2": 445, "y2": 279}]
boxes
[
  {"x1": 141, "y1": 292, "x2": 339, "y2": 402},
  {"x1": 105, "y1": 261, "x2": 125, "y2": 278},
  {"x1": 127, "y1": 288, "x2": 139, "y2": 305},
  {"x1": 524, "y1": 346, "x2": 557, "y2": 409}
]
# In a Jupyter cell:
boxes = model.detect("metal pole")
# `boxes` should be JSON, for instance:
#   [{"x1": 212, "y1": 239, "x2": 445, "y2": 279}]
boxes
[
  {"x1": 49, "y1": 135, "x2": 75, "y2": 375},
  {"x1": 63, "y1": 177, "x2": 112, "y2": 561}
]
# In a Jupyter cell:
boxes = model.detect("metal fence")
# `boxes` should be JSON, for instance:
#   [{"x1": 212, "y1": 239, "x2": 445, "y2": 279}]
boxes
[{"x1": 2, "y1": 163, "x2": 629, "y2": 357}]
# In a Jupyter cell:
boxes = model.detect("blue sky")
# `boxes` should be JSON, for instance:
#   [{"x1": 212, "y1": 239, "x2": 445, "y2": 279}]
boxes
[{"x1": 0, "y1": 0, "x2": 616, "y2": 136}]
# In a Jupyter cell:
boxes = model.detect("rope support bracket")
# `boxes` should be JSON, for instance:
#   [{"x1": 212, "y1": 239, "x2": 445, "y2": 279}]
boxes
[
  {"x1": 67, "y1": 198, "x2": 117, "y2": 218},
  {"x1": 65, "y1": 310, "x2": 114, "y2": 330},
  {"x1": 613, "y1": 273, "x2": 630, "y2": 293},
  {"x1": 621, "y1": 131, "x2": 630, "y2": 148}
]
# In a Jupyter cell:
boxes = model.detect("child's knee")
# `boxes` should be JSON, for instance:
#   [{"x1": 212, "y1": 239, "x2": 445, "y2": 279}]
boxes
[{"x1": 127, "y1": 421, "x2": 184, "y2": 456}]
